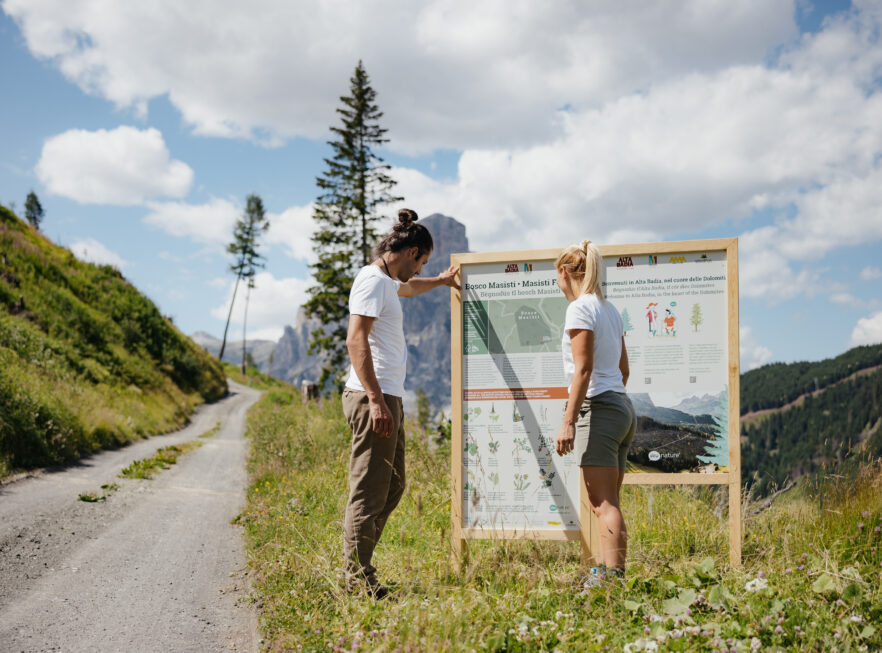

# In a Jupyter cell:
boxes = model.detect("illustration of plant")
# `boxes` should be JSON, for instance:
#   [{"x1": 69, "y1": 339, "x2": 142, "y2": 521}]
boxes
[
  {"x1": 464, "y1": 480, "x2": 475, "y2": 492},
  {"x1": 488, "y1": 472, "x2": 499, "y2": 486},
  {"x1": 691, "y1": 303, "x2": 703, "y2": 332},
  {"x1": 621, "y1": 307, "x2": 634, "y2": 335},
  {"x1": 488, "y1": 437, "x2": 500, "y2": 454},
  {"x1": 513, "y1": 473, "x2": 530, "y2": 491},
  {"x1": 464, "y1": 406, "x2": 483, "y2": 423},
  {"x1": 512, "y1": 437, "x2": 531, "y2": 455},
  {"x1": 512, "y1": 403, "x2": 523, "y2": 423},
  {"x1": 535, "y1": 435, "x2": 552, "y2": 454},
  {"x1": 464, "y1": 436, "x2": 478, "y2": 456},
  {"x1": 539, "y1": 467, "x2": 556, "y2": 488}
]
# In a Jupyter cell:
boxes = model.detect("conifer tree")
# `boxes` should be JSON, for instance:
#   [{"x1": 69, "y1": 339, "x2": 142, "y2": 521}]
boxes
[
  {"x1": 691, "y1": 303, "x2": 703, "y2": 332},
  {"x1": 621, "y1": 307, "x2": 633, "y2": 335},
  {"x1": 219, "y1": 194, "x2": 269, "y2": 370},
  {"x1": 304, "y1": 61, "x2": 402, "y2": 389},
  {"x1": 24, "y1": 191, "x2": 44, "y2": 229}
]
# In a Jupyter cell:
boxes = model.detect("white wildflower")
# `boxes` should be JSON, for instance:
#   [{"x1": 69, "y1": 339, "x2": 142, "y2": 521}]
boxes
[
  {"x1": 750, "y1": 636, "x2": 762, "y2": 651},
  {"x1": 745, "y1": 577, "x2": 768, "y2": 592}
]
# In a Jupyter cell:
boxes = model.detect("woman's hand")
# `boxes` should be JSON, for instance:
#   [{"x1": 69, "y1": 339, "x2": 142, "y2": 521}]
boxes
[{"x1": 556, "y1": 421, "x2": 575, "y2": 456}]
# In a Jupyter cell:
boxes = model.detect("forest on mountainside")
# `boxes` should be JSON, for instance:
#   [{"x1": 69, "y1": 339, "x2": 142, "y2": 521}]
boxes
[
  {"x1": 740, "y1": 344, "x2": 882, "y2": 414},
  {"x1": 742, "y1": 364, "x2": 882, "y2": 495}
]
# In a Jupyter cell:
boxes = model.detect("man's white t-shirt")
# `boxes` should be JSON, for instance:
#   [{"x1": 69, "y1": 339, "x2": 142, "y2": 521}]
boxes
[
  {"x1": 561, "y1": 293, "x2": 625, "y2": 398},
  {"x1": 345, "y1": 265, "x2": 407, "y2": 398}
]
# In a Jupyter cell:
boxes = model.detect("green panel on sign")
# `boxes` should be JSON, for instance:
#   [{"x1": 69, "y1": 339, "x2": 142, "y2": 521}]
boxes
[
  {"x1": 487, "y1": 297, "x2": 569, "y2": 354},
  {"x1": 463, "y1": 301, "x2": 489, "y2": 355}
]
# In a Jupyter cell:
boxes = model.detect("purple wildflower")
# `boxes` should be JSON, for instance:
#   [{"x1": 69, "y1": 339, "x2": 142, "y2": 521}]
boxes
[{"x1": 775, "y1": 625, "x2": 783, "y2": 634}]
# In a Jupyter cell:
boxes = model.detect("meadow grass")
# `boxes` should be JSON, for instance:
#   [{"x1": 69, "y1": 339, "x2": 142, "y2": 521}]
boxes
[{"x1": 240, "y1": 385, "x2": 881, "y2": 651}]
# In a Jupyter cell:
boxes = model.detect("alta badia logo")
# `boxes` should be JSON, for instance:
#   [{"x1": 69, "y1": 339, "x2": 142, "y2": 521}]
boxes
[
  {"x1": 504, "y1": 263, "x2": 533, "y2": 273},
  {"x1": 616, "y1": 256, "x2": 634, "y2": 267},
  {"x1": 505, "y1": 263, "x2": 519, "y2": 273}
]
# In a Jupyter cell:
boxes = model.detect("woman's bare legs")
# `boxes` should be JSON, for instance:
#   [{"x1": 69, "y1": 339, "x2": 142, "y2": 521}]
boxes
[{"x1": 582, "y1": 465, "x2": 627, "y2": 570}]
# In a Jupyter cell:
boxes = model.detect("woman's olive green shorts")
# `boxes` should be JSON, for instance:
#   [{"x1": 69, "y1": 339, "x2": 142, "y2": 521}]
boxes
[{"x1": 574, "y1": 391, "x2": 636, "y2": 469}]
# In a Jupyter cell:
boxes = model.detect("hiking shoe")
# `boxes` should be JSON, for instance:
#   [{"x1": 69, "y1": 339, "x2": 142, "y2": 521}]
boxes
[{"x1": 578, "y1": 566, "x2": 625, "y2": 595}]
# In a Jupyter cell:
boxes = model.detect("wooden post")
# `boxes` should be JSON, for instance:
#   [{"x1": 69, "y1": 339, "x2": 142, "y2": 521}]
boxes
[
  {"x1": 450, "y1": 260, "x2": 465, "y2": 573},
  {"x1": 727, "y1": 239, "x2": 743, "y2": 567}
]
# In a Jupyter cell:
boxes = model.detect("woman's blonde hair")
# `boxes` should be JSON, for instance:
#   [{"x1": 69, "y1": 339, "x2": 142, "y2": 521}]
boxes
[{"x1": 555, "y1": 239, "x2": 604, "y2": 299}]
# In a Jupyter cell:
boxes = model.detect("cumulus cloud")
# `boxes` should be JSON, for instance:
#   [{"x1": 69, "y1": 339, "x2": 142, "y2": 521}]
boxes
[
  {"x1": 35, "y1": 126, "x2": 193, "y2": 204},
  {"x1": 860, "y1": 266, "x2": 882, "y2": 281},
  {"x1": 4, "y1": 0, "x2": 796, "y2": 151},
  {"x1": 740, "y1": 326, "x2": 773, "y2": 371},
  {"x1": 850, "y1": 311, "x2": 882, "y2": 347},
  {"x1": 143, "y1": 197, "x2": 239, "y2": 244},
  {"x1": 211, "y1": 271, "x2": 311, "y2": 341},
  {"x1": 265, "y1": 203, "x2": 315, "y2": 262},
  {"x1": 69, "y1": 238, "x2": 128, "y2": 269}
]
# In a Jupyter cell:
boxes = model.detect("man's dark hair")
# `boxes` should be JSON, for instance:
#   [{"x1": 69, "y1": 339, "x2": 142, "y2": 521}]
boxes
[{"x1": 374, "y1": 209, "x2": 433, "y2": 259}]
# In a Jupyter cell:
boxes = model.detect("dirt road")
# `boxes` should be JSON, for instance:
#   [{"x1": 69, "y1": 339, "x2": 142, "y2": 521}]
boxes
[{"x1": 0, "y1": 381, "x2": 261, "y2": 652}]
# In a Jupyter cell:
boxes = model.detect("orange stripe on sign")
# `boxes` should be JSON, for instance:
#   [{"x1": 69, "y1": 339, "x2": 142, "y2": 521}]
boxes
[{"x1": 463, "y1": 387, "x2": 569, "y2": 401}]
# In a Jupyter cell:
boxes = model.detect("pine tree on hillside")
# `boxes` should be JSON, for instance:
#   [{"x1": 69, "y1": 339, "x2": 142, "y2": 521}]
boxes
[
  {"x1": 24, "y1": 191, "x2": 44, "y2": 230},
  {"x1": 303, "y1": 61, "x2": 402, "y2": 390},
  {"x1": 219, "y1": 194, "x2": 269, "y2": 370}
]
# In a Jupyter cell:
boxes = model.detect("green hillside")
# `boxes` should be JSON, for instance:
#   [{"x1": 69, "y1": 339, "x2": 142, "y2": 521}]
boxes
[
  {"x1": 740, "y1": 343, "x2": 882, "y2": 414},
  {"x1": 741, "y1": 345, "x2": 882, "y2": 494},
  {"x1": 0, "y1": 205, "x2": 226, "y2": 477}
]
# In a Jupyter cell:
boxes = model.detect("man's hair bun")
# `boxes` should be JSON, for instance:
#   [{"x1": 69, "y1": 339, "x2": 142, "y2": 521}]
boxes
[{"x1": 398, "y1": 208, "x2": 418, "y2": 225}]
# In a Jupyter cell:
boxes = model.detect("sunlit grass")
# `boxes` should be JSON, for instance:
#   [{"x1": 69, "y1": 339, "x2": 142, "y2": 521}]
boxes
[{"x1": 240, "y1": 385, "x2": 882, "y2": 651}]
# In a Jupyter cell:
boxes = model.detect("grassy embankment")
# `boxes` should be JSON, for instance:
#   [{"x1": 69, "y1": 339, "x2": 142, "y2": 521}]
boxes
[
  {"x1": 0, "y1": 206, "x2": 226, "y2": 478},
  {"x1": 239, "y1": 379, "x2": 881, "y2": 651}
]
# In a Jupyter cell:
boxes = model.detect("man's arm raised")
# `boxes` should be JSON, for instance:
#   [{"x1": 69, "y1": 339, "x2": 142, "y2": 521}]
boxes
[
  {"x1": 346, "y1": 314, "x2": 394, "y2": 437},
  {"x1": 398, "y1": 264, "x2": 460, "y2": 297}
]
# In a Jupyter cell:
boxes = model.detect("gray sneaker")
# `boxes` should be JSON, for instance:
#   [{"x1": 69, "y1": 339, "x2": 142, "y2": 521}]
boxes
[{"x1": 578, "y1": 566, "x2": 624, "y2": 595}]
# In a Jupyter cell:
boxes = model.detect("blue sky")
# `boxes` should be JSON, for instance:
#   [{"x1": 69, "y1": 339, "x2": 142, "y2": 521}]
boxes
[{"x1": 1, "y1": 0, "x2": 880, "y2": 369}]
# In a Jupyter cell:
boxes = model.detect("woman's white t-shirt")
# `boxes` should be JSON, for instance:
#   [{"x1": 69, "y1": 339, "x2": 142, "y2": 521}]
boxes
[
  {"x1": 561, "y1": 293, "x2": 625, "y2": 397},
  {"x1": 345, "y1": 265, "x2": 407, "y2": 398}
]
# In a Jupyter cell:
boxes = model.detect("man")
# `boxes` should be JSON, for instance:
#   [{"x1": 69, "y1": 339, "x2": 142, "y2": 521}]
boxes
[{"x1": 342, "y1": 209, "x2": 458, "y2": 598}]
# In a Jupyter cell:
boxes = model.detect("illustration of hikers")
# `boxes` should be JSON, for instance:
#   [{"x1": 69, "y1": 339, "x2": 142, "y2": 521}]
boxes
[
  {"x1": 645, "y1": 302, "x2": 659, "y2": 335},
  {"x1": 663, "y1": 307, "x2": 677, "y2": 335}
]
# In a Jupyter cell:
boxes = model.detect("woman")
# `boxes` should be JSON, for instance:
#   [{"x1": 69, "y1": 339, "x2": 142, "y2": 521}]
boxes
[{"x1": 554, "y1": 240, "x2": 636, "y2": 582}]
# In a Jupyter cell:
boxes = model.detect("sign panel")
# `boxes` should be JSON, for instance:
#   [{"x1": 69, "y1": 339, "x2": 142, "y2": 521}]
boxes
[
  {"x1": 604, "y1": 250, "x2": 730, "y2": 473},
  {"x1": 450, "y1": 239, "x2": 740, "y2": 565},
  {"x1": 460, "y1": 261, "x2": 579, "y2": 534}
]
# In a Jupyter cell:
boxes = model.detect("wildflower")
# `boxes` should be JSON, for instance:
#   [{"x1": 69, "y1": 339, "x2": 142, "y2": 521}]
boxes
[
  {"x1": 757, "y1": 570, "x2": 766, "y2": 578},
  {"x1": 875, "y1": 526, "x2": 880, "y2": 534},
  {"x1": 834, "y1": 631, "x2": 841, "y2": 640},
  {"x1": 775, "y1": 625, "x2": 783, "y2": 634},
  {"x1": 862, "y1": 510, "x2": 870, "y2": 518},
  {"x1": 850, "y1": 614, "x2": 863, "y2": 623},
  {"x1": 750, "y1": 637, "x2": 762, "y2": 651},
  {"x1": 858, "y1": 522, "x2": 865, "y2": 531},
  {"x1": 745, "y1": 577, "x2": 768, "y2": 592},
  {"x1": 784, "y1": 567, "x2": 793, "y2": 574},
  {"x1": 794, "y1": 626, "x2": 801, "y2": 632}
]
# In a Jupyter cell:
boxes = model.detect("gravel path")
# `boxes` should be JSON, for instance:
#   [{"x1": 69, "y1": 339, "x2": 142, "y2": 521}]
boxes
[{"x1": 0, "y1": 380, "x2": 261, "y2": 652}]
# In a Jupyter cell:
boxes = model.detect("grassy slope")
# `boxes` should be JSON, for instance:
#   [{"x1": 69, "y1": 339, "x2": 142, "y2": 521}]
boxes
[
  {"x1": 240, "y1": 384, "x2": 882, "y2": 651},
  {"x1": 0, "y1": 206, "x2": 226, "y2": 476}
]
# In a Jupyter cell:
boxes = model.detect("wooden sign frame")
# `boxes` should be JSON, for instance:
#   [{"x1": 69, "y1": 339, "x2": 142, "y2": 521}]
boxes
[{"x1": 450, "y1": 238, "x2": 741, "y2": 569}]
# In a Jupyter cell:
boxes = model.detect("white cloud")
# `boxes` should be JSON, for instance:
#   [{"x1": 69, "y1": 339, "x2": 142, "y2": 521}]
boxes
[
  {"x1": 265, "y1": 203, "x2": 315, "y2": 262},
  {"x1": 850, "y1": 311, "x2": 882, "y2": 347},
  {"x1": 144, "y1": 197, "x2": 239, "y2": 244},
  {"x1": 69, "y1": 238, "x2": 128, "y2": 269},
  {"x1": 35, "y1": 126, "x2": 193, "y2": 205},
  {"x1": 4, "y1": 0, "x2": 796, "y2": 152},
  {"x1": 211, "y1": 271, "x2": 311, "y2": 340},
  {"x1": 740, "y1": 326, "x2": 773, "y2": 371},
  {"x1": 860, "y1": 266, "x2": 882, "y2": 281}
]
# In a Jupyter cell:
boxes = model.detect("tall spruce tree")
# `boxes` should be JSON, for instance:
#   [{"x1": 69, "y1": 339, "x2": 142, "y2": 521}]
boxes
[
  {"x1": 219, "y1": 194, "x2": 269, "y2": 368},
  {"x1": 304, "y1": 61, "x2": 402, "y2": 390},
  {"x1": 24, "y1": 191, "x2": 44, "y2": 229}
]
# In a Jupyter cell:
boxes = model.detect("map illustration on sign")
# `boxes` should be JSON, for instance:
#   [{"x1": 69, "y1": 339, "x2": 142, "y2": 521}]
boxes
[{"x1": 464, "y1": 297, "x2": 568, "y2": 355}]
